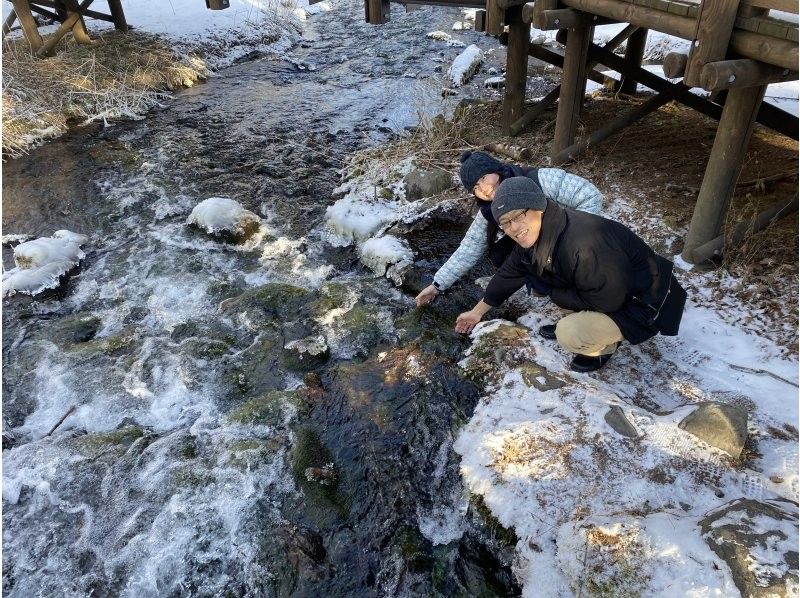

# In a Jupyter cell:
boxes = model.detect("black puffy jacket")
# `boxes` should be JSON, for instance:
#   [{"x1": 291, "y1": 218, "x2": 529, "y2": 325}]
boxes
[{"x1": 483, "y1": 201, "x2": 687, "y2": 344}]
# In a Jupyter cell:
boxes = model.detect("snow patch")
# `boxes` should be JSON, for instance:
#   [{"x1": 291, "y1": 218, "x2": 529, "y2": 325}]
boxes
[
  {"x1": 359, "y1": 235, "x2": 414, "y2": 284},
  {"x1": 186, "y1": 197, "x2": 261, "y2": 238},
  {"x1": 448, "y1": 44, "x2": 483, "y2": 87},
  {"x1": 2, "y1": 230, "x2": 87, "y2": 297}
]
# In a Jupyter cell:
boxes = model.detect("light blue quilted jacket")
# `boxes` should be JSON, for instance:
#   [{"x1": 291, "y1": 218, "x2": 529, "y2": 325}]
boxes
[{"x1": 433, "y1": 168, "x2": 603, "y2": 290}]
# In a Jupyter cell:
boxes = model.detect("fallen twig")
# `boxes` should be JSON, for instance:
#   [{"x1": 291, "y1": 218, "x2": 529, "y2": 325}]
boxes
[
  {"x1": 728, "y1": 363, "x2": 798, "y2": 387},
  {"x1": 46, "y1": 404, "x2": 77, "y2": 436}
]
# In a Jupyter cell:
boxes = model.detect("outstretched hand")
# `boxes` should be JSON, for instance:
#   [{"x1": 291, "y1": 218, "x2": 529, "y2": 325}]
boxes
[
  {"x1": 455, "y1": 309, "x2": 482, "y2": 334},
  {"x1": 415, "y1": 284, "x2": 440, "y2": 307}
]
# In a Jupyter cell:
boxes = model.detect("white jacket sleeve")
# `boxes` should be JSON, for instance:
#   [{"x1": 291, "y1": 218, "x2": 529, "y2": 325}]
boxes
[
  {"x1": 537, "y1": 168, "x2": 603, "y2": 214},
  {"x1": 432, "y1": 211, "x2": 489, "y2": 290}
]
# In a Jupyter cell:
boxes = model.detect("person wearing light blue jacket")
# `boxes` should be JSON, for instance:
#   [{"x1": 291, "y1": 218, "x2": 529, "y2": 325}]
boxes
[{"x1": 415, "y1": 151, "x2": 604, "y2": 306}]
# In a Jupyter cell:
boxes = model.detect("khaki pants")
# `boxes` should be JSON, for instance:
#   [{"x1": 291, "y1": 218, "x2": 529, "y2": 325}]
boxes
[{"x1": 555, "y1": 311, "x2": 623, "y2": 356}]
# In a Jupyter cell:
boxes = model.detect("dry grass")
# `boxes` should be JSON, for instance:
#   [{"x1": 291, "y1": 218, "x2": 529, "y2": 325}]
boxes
[{"x1": 2, "y1": 30, "x2": 209, "y2": 159}]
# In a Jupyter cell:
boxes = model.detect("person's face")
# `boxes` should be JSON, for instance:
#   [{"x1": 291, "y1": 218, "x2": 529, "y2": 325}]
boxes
[
  {"x1": 497, "y1": 209, "x2": 542, "y2": 248},
  {"x1": 473, "y1": 173, "x2": 501, "y2": 201}
]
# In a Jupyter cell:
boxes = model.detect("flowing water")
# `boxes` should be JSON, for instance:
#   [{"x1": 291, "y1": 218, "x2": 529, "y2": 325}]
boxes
[{"x1": 3, "y1": 3, "x2": 544, "y2": 595}]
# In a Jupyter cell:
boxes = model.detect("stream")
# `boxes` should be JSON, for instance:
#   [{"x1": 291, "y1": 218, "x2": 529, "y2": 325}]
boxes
[{"x1": 2, "y1": 2, "x2": 549, "y2": 595}]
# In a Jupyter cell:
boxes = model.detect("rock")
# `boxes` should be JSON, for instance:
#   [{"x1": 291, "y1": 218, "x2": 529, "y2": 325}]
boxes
[
  {"x1": 283, "y1": 335, "x2": 329, "y2": 371},
  {"x1": 699, "y1": 498, "x2": 799, "y2": 597},
  {"x1": 403, "y1": 169, "x2": 454, "y2": 201},
  {"x1": 518, "y1": 363, "x2": 565, "y2": 392},
  {"x1": 227, "y1": 390, "x2": 299, "y2": 426},
  {"x1": 484, "y1": 76, "x2": 506, "y2": 89},
  {"x1": 51, "y1": 314, "x2": 102, "y2": 345},
  {"x1": 604, "y1": 406, "x2": 639, "y2": 439},
  {"x1": 186, "y1": 197, "x2": 261, "y2": 243},
  {"x1": 678, "y1": 402, "x2": 748, "y2": 458},
  {"x1": 219, "y1": 283, "x2": 313, "y2": 321}
]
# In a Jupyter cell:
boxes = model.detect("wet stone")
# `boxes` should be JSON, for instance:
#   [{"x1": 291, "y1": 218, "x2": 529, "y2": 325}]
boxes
[
  {"x1": 404, "y1": 168, "x2": 454, "y2": 201},
  {"x1": 220, "y1": 283, "x2": 313, "y2": 322},
  {"x1": 227, "y1": 390, "x2": 298, "y2": 427},
  {"x1": 699, "y1": 498, "x2": 799, "y2": 597},
  {"x1": 282, "y1": 334, "x2": 329, "y2": 372},
  {"x1": 50, "y1": 314, "x2": 102, "y2": 345},
  {"x1": 604, "y1": 406, "x2": 639, "y2": 439},
  {"x1": 679, "y1": 401, "x2": 748, "y2": 458},
  {"x1": 518, "y1": 363, "x2": 565, "y2": 392}
]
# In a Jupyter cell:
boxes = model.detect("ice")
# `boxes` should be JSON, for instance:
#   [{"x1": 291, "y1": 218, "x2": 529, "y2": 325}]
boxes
[
  {"x1": 186, "y1": 197, "x2": 261, "y2": 237},
  {"x1": 2, "y1": 230, "x2": 87, "y2": 297},
  {"x1": 359, "y1": 235, "x2": 414, "y2": 277},
  {"x1": 449, "y1": 44, "x2": 483, "y2": 87}
]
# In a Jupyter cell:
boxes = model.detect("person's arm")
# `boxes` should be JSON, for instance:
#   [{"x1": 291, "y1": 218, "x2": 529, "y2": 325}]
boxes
[
  {"x1": 550, "y1": 248, "x2": 630, "y2": 313},
  {"x1": 433, "y1": 212, "x2": 490, "y2": 290},
  {"x1": 455, "y1": 248, "x2": 528, "y2": 333},
  {"x1": 537, "y1": 168, "x2": 603, "y2": 214}
]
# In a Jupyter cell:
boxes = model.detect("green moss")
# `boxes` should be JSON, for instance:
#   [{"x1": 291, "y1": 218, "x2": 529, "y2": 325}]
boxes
[
  {"x1": 74, "y1": 328, "x2": 137, "y2": 356},
  {"x1": 170, "y1": 465, "x2": 214, "y2": 488},
  {"x1": 291, "y1": 426, "x2": 348, "y2": 518},
  {"x1": 222, "y1": 283, "x2": 312, "y2": 319},
  {"x1": 379, "y1": 187, "x2": 394, "y2": 200},
  {"x1": 50, "y1": 314, "x2": 102, "y2": 345},
  {"x1": 309, "y1": 282, "x2": 352, "y2": 317},
  {"x1": 472, "y1": 495, "x2": 518, "y2": 548},
  {"x1": 227, "y1": 391, "x2": 297, "y2": 426},
  {"x1": 74, "y1": 425, "x2": 145, "y2": 457}
]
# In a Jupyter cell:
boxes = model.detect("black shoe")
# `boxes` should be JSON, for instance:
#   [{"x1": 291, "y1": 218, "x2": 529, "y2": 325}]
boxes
[
  {"x1": 570, "y1": 350, "x2": 615, "y2": 372},
  {"x1": 539, "y1": 324, "x2": 557, "y2": 340}
]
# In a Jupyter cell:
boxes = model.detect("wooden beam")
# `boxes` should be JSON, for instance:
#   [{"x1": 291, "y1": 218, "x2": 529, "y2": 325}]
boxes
[
  {"x1": 2, "y1": 9, "x2": 18, "y2": 39},
  {"x1": 509, "y1": 25, "x2": 638, "y2": 136},
  {"x1": 552, "y1": 25, "x2": 593, "y2": 159},
  {"x1": 700, "y1": 58, "x2": 796, "y2": 91},
  {"x1": 684, "y1": 0, "x2": 741, "y2": 88},
  {"x1": 486, "y1": 0, "x2": 504, "y2": 35},
  {"x1": 365, "y1": 0, "x2": 390, "y2": 24},
  {"x1": 28, "y1": 3, "x2": 61, "y2": 21},
  {"x1": 63, "y1": 0, "x2": 92, "y2": 45},
  {"x1": 33, "y1": 0, "x2": 113, "y2": 22},
  {"x1": 663, "y1": 51, "x2": 689, "y2": 78},
  {"x1": 496, "y1": 0, "x2": 528, "y2": 8},
  {"x1": 691, "y1": 194, "x2": 799, "y2": 263},
  {"x1": 553, "y1": 87, "x2": 679, "y2": 163},
  {"x1": 106, "y1": 0, "x2": 127, "y2": 31},
  {"x1": 11, "y1": 0, "x2": 44, "y2": 51},
  {"x1": 741, "y1": 0, "x2": 798, "y2": 14},
  {"x1": 34, "y1": 0, "x2": 92, "y2": 56},
  {"x1": 617, "y1": 27, "x2": 648, "y2": 94},
  {"x1": 560, "y1": 0, "x2": 798, "y2": 70},
  {"x1": 682, "y1": 84, "x2": 768, "y2": 263},
  {"x1": 504, "y1": 4, "x2": 531, "y2": 132},
  {"x1": 527, "y1": 7, "x2": 611, "y2": 29}
]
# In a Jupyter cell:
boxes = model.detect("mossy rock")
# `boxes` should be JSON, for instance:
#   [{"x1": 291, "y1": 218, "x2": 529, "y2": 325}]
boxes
[
  {"x1": 471, "y1": 495, "x2": 518, "y2": 548},
  {"x1": 70, "y1": 327, "x2": 137, "y2": 356},
  {"x1": 179, "y1": 435, "x2": 198, "y2": 460},
  {"x1": 49, "y1": 313, "x2": 103, "y2": 346},
  {"x1": 518, "y1": 363, "x2": 566, "y2": 391},
  {"x1": 221, "y1": 283, "x2": 313, "y2": 321},
  {"x1": 227, "y1": 438, "x2": 273, "y2": 469},
  {"x1": 462, "y1": 323, "x2": 534, "y2": 385},
  {"x1": 227, "y1": 390, "x2": 299, "y2": 427},
  {"x1": 338, "y1": 304, "x2": 384, "y2": 355},
  {"x1": 291, "y1": 426, "x2": 348, "y2": 519},
  {"x1": 394, "y1": 307, "x2": 469, "y2": 361},
  {"x1": 394, "y1": 525, "x2": 434, "y2": 572},
  {"x1": 308, "y1": 282, "x2": 353, "y2": 318},
  {"x1": 180, "y1": 338, "x2": 234, "y2": 360},
  {"x1": 220, "y1": 333, "x2": 284, "y2": 402},
  {"x1": 281, "y1": 335, "x2": 329, "y2": 372},
  {"x1": 73, "y1": 425, "x2": 145, "y2": 458},
  {"x1": 170, "y1": 464, "x2": 214, "y2": 489}
]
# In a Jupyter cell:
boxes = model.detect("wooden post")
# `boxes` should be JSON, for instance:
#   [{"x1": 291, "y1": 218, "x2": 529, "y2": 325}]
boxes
[
  {"x1": 552, "y1": 25, "x2": 593, "y2": 159},
  {"x1": 684, "y1": 0, "x2": 740, "y2": 88},
  {"x1": 366, "y1": 0, "x2": 390, "y2": 24},
  {"x1": 700, "y1": 59, "x2": 796, "y2": 91},
  {"x1": 509, "y1": 86, "x2": 561, "y2": 136},
  {"x1": 503, "y1": 4, "x2": 531, "y2": 132},
  {"x1": 617, "y1": 27, "x2": 647, "y2": 94},
  {"x1": 682, "y1": 84, "x2": 768, "y2": 264},
  {"x1": 106, "y1": 0, "x2": 127, "y2": 32},
  {"x1": 486, "y1": 0, "x2": 504, "y2": 36},
  {"x1": 691, "y1": 194, "x2": 798, "y2": 263},
  {"x1": 11, "y1": 0, "x2": 44, "y2": 51},
  {"x1": 34, "y1": 0, "x2": 92, "y2": 56},
  {"x1": 553, "y1": 87, "x2": 678, "y2": 163},
  {"x1": 663, "y1": 52, "x2": 689, "y2": 79},
  {"x1": 475, "y1": 9, "x2": 486, "y2": 32}
]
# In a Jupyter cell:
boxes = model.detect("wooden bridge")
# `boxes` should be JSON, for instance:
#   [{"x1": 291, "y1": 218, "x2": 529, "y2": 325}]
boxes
[{"x1": 365, "y1": 0, "x2": 799, "y2": 264}]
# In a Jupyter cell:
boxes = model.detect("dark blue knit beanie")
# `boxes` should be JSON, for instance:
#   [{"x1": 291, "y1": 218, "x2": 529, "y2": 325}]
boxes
[
  {"x1": 459, "y1": 151, "x2": 505, "y2": 191},
  {"x1": 491, "y1": 177, "x2": 547, "y2": 222}
]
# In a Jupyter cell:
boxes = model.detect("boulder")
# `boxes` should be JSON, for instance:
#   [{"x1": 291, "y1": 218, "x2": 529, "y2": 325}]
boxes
[
  {"x1": 404, "y1": 169, "x2": 453, "y2": 201},
  {"x1": 699, "y1": 498, "x2": 799, "y2": 597},
  {"x1": 678, "y1": 402, "x2": 748, "y2": 458}
]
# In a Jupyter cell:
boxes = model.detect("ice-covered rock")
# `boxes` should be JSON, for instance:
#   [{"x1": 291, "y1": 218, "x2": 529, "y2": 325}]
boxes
[
  {"x1": 427, "y1": 31, "x2": 451, "y2": 41},
  {"x1": 404, "y1": 168, "x2": 453, "y2": 200},
  {"x1": 325, "y1": 196, "x2": 399, "y2": 246},
  {"x1": 483, "y1": 76, "x2": 505, "y2": 89},
  {"x1": 186, "y1": 197, "x2": 261, "y2": 242},
  {"x1": 2, "y1": 230, "x2": 87, "y2": 297},
  {"x1": 360, "y1": 235, "x2": 414, "y2": 285},
  {"x1": 448, "y1": 44, "x2": 483, "y2": 87}
]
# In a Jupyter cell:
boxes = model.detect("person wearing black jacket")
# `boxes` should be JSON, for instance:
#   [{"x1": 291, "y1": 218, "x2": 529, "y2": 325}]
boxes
[{"x1": 455, "y1": 177, "x2": 687, "y2": 372}]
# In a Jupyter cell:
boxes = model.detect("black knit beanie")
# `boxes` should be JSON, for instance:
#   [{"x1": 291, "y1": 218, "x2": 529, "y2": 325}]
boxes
[
  {"x1": 459, "y1": 151, "x2": 505, "y2": 191},
  {"x1": 491, "y1": 177, "x2": 547, "y2": 222}
]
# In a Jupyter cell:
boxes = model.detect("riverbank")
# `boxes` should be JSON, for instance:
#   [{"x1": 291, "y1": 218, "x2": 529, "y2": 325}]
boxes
[{"x1": 1, "y1": 0, "x2": 318, "y2": 157}]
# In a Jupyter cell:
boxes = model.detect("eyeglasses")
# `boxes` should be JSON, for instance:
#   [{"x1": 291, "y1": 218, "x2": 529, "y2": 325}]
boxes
[{"x1": 498, "y1": 209, "x2": 528, "y2": 231}]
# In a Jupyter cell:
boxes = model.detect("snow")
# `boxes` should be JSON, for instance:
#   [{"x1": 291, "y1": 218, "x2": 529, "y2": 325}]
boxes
[
  {"x1": 448, "y1": 44, "x2": 483, "y2": 87},
  {"x1": 2, "y1": 230, "x2": 88, "y2": 297},
  {"x1": 324, "y1": 195, "x2": 401, "y2": 246},
  {"x1": 186, "y1": 197, "x2": 261, "y2": 236},
  {"x1": 454, "y1": 291, "x2": 798, "y2": 596},
  {"x1": 359, "y1": 235, "x2": 414, "y2": 279}
]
